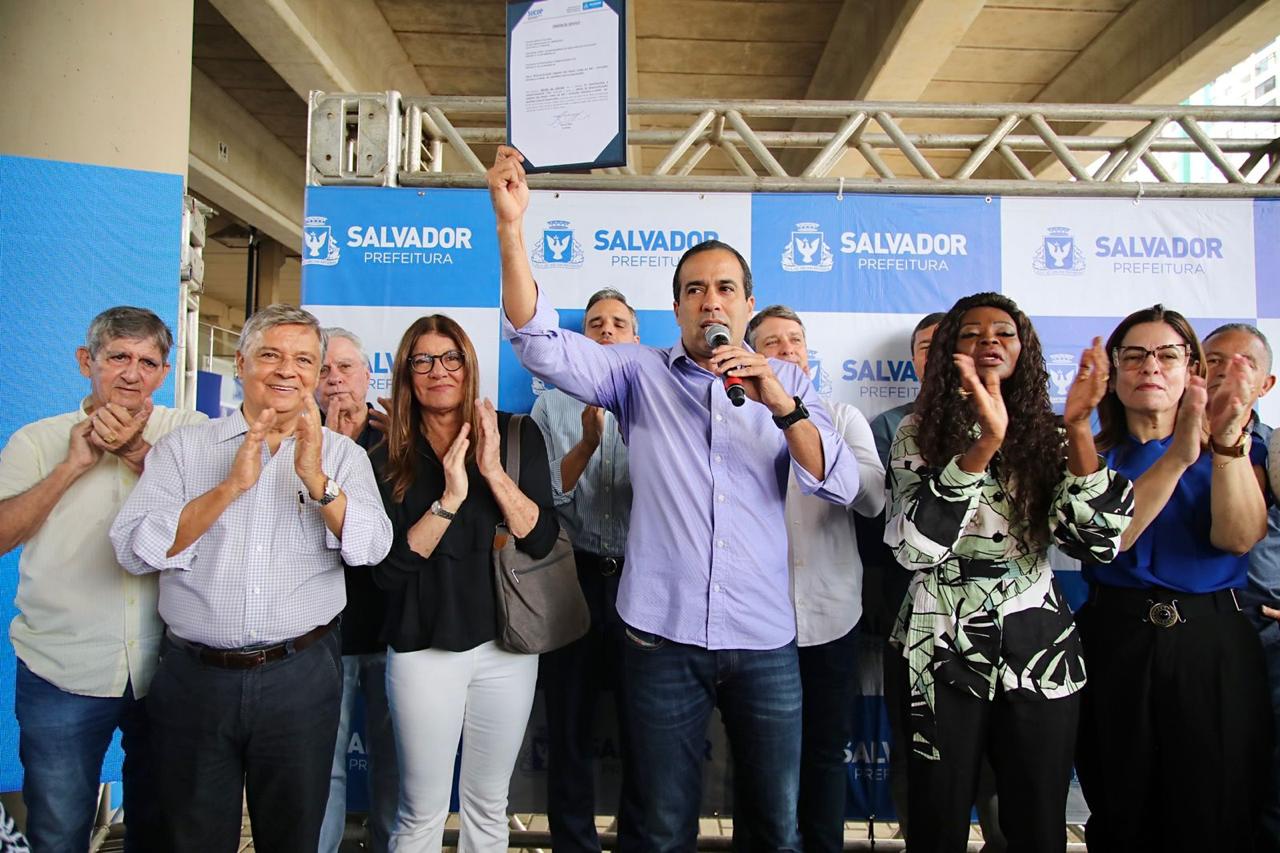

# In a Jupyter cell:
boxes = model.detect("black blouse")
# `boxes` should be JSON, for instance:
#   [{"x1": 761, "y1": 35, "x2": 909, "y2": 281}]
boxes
[{"x1": 371, "y1": 412, "x2": 559, "y2": 653}]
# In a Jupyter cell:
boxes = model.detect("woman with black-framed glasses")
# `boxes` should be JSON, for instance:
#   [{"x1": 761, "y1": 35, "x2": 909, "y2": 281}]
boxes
[
  {"x1": 1076, "y1": 304, "x2": 1272, "y2": 852},
  {"x1": 370, "y1": 314, "x2": 560, "y2": 852}
]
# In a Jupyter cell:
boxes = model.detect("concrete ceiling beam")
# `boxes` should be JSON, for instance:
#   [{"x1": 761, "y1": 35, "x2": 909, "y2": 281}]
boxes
[
  {"x1": 780, "y1": 0, "x2": 985, "y2": 177},
  {"x1": 188, "y1": 68, "x2": 304, "y2": 250},
  {"x1": 1017, "y1": 0, "x2": 1280, "y2": 179},
  {"x1": 208, "y1": 0, "x2": 426, "y2": 97}
]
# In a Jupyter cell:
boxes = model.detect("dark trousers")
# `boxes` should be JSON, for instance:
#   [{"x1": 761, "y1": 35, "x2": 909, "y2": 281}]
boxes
[
  {"x1": 884, "y1": 641, "x2": 1007, "y2": 851},
  {"x1": 796, "y1": 625, "x2": 860, "y2": 853},
  {"x1": 905, "y1": 680, "x2": 1079, "y2": 853},
  {"x1": 624, "y1": 628, "x2": 803, "y2": 853},
  {"x1": 146, "y1": 628, "x2": 343, "y2": 852},
  {"x1": 1075, "y1": 587, "x2": 1272, "y2": 853},
  {"x1": 542, "y1": 552, "x2": 643, "y2": 853}
]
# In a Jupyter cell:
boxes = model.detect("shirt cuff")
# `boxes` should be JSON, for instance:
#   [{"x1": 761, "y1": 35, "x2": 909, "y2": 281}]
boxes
[
  {"x1": 501, "y1": 286, "x2": 561, "y2": 340},
  {"x1": 938, "y1": 456, "x2": 988, "y2": 492}
]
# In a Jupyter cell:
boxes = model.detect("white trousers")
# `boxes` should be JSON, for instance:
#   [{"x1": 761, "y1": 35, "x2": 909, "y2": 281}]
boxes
[{"x1": 387, "y1": 641, "x2": 538, "y2": 853}]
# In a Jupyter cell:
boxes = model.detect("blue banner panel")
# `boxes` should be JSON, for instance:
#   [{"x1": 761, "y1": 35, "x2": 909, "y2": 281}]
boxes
[
  {"x1": 302, "y1": 187, "x2": 500, "y2": 307},
  {"x1": 499, "y1": 308, "x2": 681, "y2": 413},
  {"x1": 1257, "y1": 199, "x2": 1280, "y2": 319},
  {"x1": 0, "y1": 154, "x2": 184, "y2": 792},
  {"x1": 750, "y1": 194, "x2": 1001, "y2": 313}
]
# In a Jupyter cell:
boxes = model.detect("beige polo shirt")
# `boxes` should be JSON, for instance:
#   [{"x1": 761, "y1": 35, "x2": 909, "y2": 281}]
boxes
[{"x1": 0, "y1": 401, "x2": 206, "y2": 698}]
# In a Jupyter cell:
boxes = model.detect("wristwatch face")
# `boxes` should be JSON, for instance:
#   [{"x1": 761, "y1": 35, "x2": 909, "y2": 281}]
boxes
[{"x1": 319, "y1": 478, "x2": 340, "y2": 505}]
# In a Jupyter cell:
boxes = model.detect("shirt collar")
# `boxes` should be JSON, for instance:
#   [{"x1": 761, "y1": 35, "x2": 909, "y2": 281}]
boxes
[
  {"x1": 665, "y1": 336, "x2": 756, "y2": 370},
  {"x1": 212, "y1": 408, "x2": 251, "y2": 444}
]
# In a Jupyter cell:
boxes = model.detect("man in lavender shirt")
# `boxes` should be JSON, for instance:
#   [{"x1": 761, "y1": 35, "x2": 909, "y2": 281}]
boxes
[{"x1": 489, "y1": 146, "x2": 860, "y2": 852}]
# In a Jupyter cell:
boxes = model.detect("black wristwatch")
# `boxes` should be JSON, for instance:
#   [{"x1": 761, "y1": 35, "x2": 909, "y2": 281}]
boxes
[{"x1": 772, "y1": 396, "x2": 810, "y2": 430}]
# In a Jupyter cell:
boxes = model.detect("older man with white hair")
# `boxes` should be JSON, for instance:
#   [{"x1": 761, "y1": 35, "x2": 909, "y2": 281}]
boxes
[
  {"x1": 110, "y1": 304, "x2": 392, "y2": 853},
  {"x1": 314, "y1": 326, "x2": 398, "y2": 853}
]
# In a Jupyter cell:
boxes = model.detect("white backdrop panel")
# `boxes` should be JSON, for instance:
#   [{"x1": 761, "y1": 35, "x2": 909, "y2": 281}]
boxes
[
  {"x1": 523, "y1": 190, "x2": 752, "y2": 310},
  {"x1": 1001, "y1": 198, "x2": 1256, "y2": 319}
]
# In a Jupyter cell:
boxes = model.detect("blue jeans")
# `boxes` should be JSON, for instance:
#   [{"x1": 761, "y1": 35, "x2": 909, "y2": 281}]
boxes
[
  {"x1": 623, "y1": 626, "x2": 802, "y2": 853},
  {"x1": 15, "y1": 659, "x2": 162, "y2": 853},
  {"x1": 319, "y1": 653, "x2": 399, "y2": 853}
]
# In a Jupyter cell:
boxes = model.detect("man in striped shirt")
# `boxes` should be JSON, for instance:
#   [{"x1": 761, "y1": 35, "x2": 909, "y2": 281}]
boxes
[
  {"x1": 531, "y1": 288, "x2": 642, "y2": 853},
  {"x1": 110, "y1": 305, "x2": 392, "y2": 852}
]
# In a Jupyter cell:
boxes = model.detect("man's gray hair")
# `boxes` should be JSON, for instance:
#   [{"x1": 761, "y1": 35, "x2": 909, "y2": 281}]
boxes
[
  {"x1": 321, "y1": 326, "x2": 371, "y2": 369},
  {"x1": 85, "y1": 306, "x2": 174, "y2": 361},
  {"x1": 585, "y1": 287, "x2": 639, "y2": 332},
  {"x1": 1205, "y1": 322, "x2": 1274, "y2": 373},
  {"x1": 238, "y1": 304, "x2": 327, "y2": 359},
  {"x1": 745, "y1": 304, "x2": 804, "y2": 348}
]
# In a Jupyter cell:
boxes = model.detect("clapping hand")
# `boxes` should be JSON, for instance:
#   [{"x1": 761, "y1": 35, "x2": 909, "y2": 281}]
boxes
[
  {"x1": 228, "y1": 408, "x2": 276, "y2": 494},
  {"x1": 369, "y1": 396, "x2": 391, "y2": 435},
  {"x1": 1207, "y1": 353, "x2": 1255, "y2": 446},
  {"x1": 294, "y1": 395, "x2": 327, "y2": 498},
  {"x1": 475, "y1": 398, "x2": 503, "y2": 479},
  {"x1": 1170, "y1": 375, "x2": 1208, "y2": 466},
  {"x1": 954, "y1": 353, "x2": 1008, "y2": 443},
  {"x1": 325, "y1": 395, "x2": 365, "y2": 440},
  {"x1": 1063, "y1": 338, "x2": 1109, "y2": 427}
]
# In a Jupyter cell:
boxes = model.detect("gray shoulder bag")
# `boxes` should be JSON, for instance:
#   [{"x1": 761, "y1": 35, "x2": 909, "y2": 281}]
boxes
[{"x1": 492, "y1": 414, "x2": 590, "y2": 654}]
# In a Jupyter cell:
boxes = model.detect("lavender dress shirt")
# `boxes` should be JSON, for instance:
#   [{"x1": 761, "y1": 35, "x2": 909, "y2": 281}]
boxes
[{"x1": 504, "y1": 292, "x2": 859, "y2": 650}]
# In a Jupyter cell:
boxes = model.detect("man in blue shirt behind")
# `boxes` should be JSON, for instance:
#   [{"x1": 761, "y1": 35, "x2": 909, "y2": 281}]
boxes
[{"x1": 532, "y1": 288, "x2": 643, "y2": 853}]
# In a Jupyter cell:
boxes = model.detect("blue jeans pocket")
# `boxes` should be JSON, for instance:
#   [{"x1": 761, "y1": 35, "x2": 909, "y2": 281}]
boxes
[{"x1": 624, "y1": 626, "x2": 665, "y2": 650}]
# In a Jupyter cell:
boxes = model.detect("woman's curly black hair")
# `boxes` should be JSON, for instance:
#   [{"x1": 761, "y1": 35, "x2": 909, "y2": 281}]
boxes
[{"x1": 914, "y1": 292, "x2": 1063, "y2": 545}]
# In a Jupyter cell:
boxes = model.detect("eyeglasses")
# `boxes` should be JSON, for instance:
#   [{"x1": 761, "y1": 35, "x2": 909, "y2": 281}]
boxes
[
  {"x1": 409, "y1": 350, "x2": 465, "y2": 374},
  {"x1": 1111, "y1": 343, "x2": 1191, "y2": 371}
]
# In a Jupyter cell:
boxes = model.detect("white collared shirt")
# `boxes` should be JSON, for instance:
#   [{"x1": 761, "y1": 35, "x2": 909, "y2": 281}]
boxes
[
  {"x1": 787, "y1": 399, "x2": 886, "y2": 646},
  {"x1": 110, "y1": 409, "x2": 392, "y2": 649},
  {"x1": 0, "y1": 402, "x2": 207, "y2": 697}
]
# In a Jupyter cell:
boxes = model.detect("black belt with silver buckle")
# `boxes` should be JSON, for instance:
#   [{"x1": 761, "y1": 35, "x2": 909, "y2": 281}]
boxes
[
  {"x1": 577, "y1": 551, "x2": 623, "y2": 577},
  {"x1": 167, "y1": 617, "x2": 338, "y2": 669},
  {"x1": 1090, "y1": 584, "x2": 1240, "y2": 629}
]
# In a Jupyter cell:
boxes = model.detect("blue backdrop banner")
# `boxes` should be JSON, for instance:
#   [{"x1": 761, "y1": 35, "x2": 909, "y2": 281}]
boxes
[{"x1": 0, "y1": 154, "x2": 184, "y2": 792}]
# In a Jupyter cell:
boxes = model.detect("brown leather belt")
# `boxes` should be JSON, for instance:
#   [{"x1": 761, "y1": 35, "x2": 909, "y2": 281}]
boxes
[{"x1": 167, "y1": 618, "x2": 338, "y2": 669}]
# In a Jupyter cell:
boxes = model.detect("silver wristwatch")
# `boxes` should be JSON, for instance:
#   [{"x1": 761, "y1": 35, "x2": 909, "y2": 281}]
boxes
[
  {"x1": 429, "y1": 499, "x2": 456, "y2": 520},
  {"x1": 316, "y1": 477, "x2": 341, "y2": 506}
]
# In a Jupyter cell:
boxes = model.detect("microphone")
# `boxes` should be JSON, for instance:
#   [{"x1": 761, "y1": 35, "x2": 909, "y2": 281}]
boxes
[{"x1": 704, "y1": 323, "x2": 746, "y2": 407}]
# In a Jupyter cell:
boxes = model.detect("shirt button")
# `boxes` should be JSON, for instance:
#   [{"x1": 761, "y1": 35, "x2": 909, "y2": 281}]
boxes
[
  {"x1": 714, "y1": 584, "x2": 722, "y2": 592},
  {"x1": 717, "y1": 494, "x2": 726, "y2": 503},
  {"x1": 249, "y1": 629, "x2": 258, "y2": 639},
  {"x1": 128, "y1": 640, "x2": 136, "y2": 647},
  {"x1": 253, "y1": 586, "x2": 261, "y2": 595},
  {"x1": 255, "y1": 546, "x2": 264, "y2": 553},
  {"x1": 715, "y1": 454, "x2": 723, "y2": 463},
  {"x1": 717, "y1": 539, "x2": 726, "y2": 548},
  {"x1": 603, "y1": 513, "x2": 610, "y2": 520},
  {"x1": 127, "y1": 598, "x2": 136, "y2": 606},
  {"x1": 715, "y1": 414, "x2": 724, "y2": 422}
]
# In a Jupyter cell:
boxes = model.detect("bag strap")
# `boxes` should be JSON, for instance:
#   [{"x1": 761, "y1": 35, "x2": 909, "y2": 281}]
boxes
[{"x1": 503, "y1": 413, "x2": 524, "y2": 483}]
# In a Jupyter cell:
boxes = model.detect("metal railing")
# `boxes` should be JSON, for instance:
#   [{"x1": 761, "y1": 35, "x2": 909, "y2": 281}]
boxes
[{"x1": 307, "y1": 92, "x2": 1280, "y2": 197}]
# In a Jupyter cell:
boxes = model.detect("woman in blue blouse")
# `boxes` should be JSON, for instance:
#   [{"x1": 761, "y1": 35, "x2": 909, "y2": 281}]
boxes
[{"x1": 1077, "y1": 304, "x2": 1272, "y2": 853}]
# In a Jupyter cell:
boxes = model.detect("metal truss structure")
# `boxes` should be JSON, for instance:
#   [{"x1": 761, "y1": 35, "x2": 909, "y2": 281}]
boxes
[{"x1": 308, "y1": 92, "x2": 1280, "y2": 197}]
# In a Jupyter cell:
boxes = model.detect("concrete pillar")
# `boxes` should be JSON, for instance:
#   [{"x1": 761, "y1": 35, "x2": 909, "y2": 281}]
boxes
[
  {"x1": 257, "y1": 239, "x2": 288, "y2": 307},
  {"x1": 0, "y1": 0, "x2": 194, "y2": 177}
]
